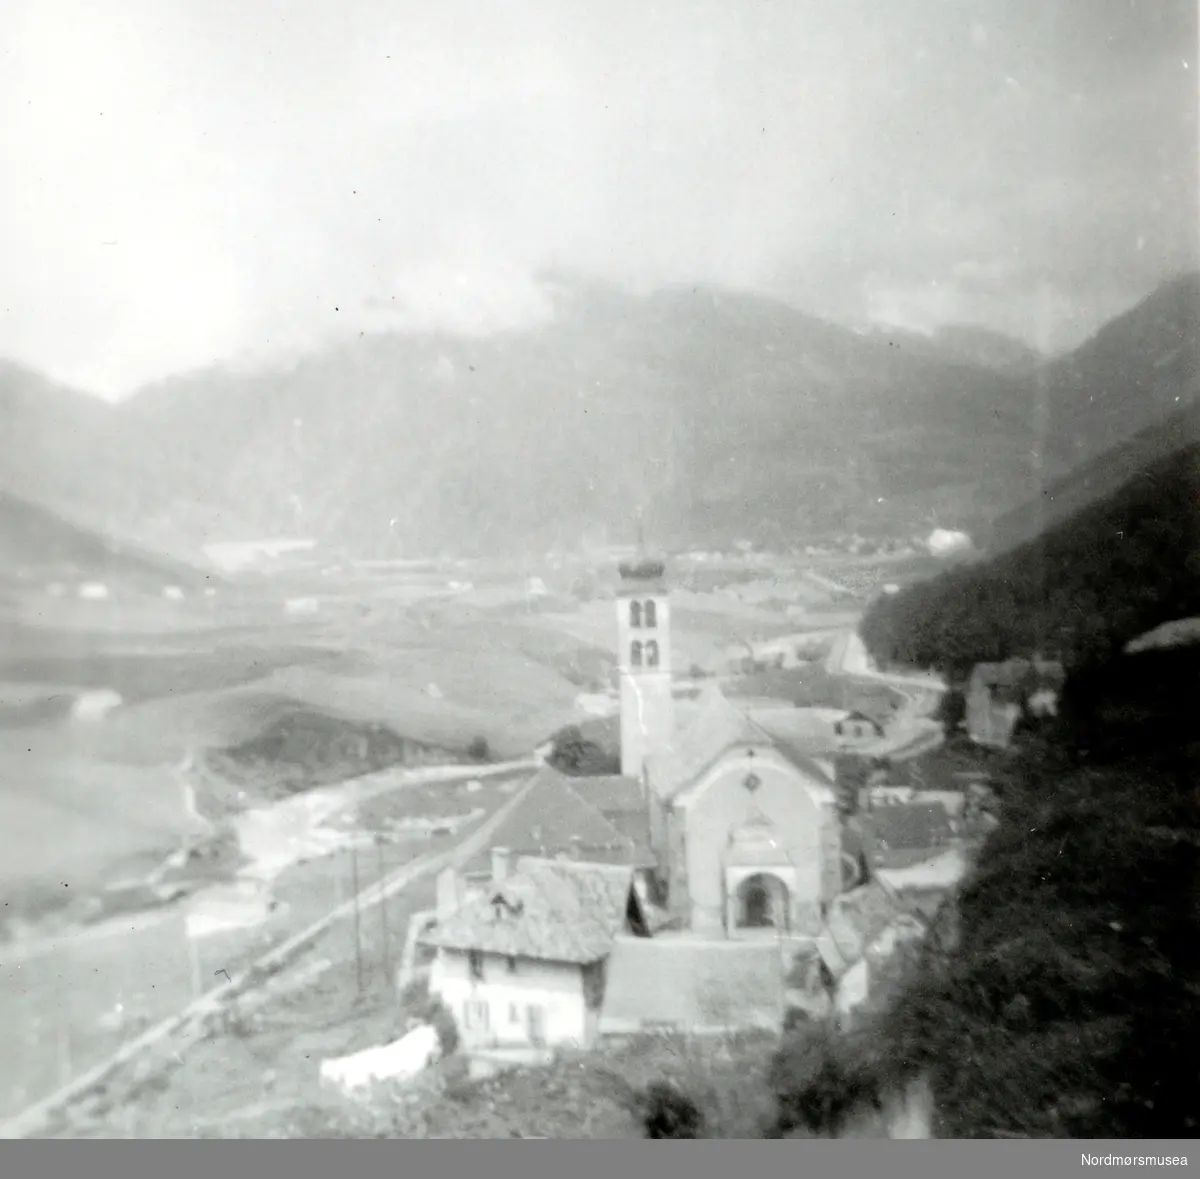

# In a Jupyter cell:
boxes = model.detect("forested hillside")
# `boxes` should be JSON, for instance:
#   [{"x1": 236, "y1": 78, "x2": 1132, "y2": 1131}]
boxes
[{"x1": 859, "y1": 443, "x2": 1200, "y2": 675}]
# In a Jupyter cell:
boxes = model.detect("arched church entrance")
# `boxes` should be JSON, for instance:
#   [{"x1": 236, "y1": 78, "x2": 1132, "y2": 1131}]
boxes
[{"x1": 734, "y1": 872, "x2": 790, "y2": 932}]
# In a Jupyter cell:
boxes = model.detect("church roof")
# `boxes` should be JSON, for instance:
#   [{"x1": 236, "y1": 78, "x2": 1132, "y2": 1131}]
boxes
[
  {"x1": 646, "y1": 686, "x2": 773, "y2": 802},
  {"x1": 648, "y1": 687, "x2": 837, "y2": 806},
  {"x1": 748, "y1": 706, "x2": 843, "y2": 759}
]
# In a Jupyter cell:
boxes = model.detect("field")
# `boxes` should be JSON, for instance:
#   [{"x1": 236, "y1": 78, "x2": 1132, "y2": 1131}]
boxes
[
  {"x1": 0, "y1": 550, "x2": 878, "y2": 922},
  {"x1": 0, "y1": 550, "x2": 877, "y2": 1133}
]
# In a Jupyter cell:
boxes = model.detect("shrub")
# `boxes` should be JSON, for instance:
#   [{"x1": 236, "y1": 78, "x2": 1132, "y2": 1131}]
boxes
[
  {"x1": 547, "y1": 725, "x2": 621, "y2": 776},
  {"x1": 466, "y1": 735, "x2": 490, "y2": 762},
  {"x1": 398, "y1": 977, "x2": 460, "y2": 1056},
  {"x1": 635, "y1": 1081, "x2": 704, "y2": 1138},
  {"x1": 766, "y1": 1022, "x2": 883, "y2": 1138}
]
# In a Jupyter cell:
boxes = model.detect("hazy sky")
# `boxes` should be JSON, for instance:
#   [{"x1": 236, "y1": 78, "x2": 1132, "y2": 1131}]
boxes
[{"x1": 2, "y1": 0, "x2": 1196, "y2": 399}]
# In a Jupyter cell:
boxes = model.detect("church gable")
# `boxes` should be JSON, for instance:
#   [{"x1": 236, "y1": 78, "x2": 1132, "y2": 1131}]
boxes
[
  {"x1": 647, "y1": 686, "x2": 777, "y2": 802},
  {"x1": 672, "y1": 742, "x2": 836, "y2": 814}
]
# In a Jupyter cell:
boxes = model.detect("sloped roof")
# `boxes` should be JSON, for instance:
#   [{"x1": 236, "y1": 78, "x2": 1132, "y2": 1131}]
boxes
[
  {"x1": 558, "y1": 774, "x2": 653, "y2": 862},
  {"x1": 420, "y1": 858, "x2": 639, "y2": 964},
  {"x1": 646, "y1": 686, "x2": 772, "y2": 802},
  {"x1": 865, "y1": 802, "x2": 954, "y2": 853},
  {"x1": 748, "y1": 706, "x2": 841, "y2": 759},
  {"x1": 458, "y1": 766, "x2": 643, "y2": 876},
  {"x1": 599, "y1": 935, "x2": 784, "y2": 1034},
  {"x1": 839, "y1": 710, "x2": 886, "y2": 732},
  {"x1": 875, "y1": 846, "x2": 969, "y2": 893},
  {"x1": 648, "y1": 688, "x2": 837, "y2": 809},
  {"x1": 972, "y1": 658, "x2": 1065, "y2": 689},
  {"x1": 569, "y1": 773, "x2": 644, "y2": 815},
  {"x1": 825, "y1": 881, "x2": 904, "y2": 968}
]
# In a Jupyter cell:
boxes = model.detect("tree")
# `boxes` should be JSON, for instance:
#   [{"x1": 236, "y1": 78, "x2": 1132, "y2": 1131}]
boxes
[
  {"x1": 547, "y1": 725, "x2": 621, "y2": 776},
  {"x1": 934, "y1": 688, "x2": 967, "y2": 735}
]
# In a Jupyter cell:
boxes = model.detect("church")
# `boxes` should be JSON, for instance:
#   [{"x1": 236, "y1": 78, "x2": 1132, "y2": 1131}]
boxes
[{"x1": 613, "y1": 551, "x2": 851, "y2": 939}]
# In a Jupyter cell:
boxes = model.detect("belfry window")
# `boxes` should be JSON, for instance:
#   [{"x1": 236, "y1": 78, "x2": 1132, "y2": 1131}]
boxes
[
  {"x1": 629, "y1": 601, "x2": 642, "y2": 628},
  {"x1": 631, "y1": 641, "x2": 644, "y2": 667},
  {"x1": 645, "y1": 640, "x2": 660, "y2": 668},
  {"x1": 644, "y1": 600, "x2": 657, "y2": 628}
]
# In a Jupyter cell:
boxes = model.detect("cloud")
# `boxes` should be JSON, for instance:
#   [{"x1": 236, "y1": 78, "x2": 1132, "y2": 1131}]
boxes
[{"x1": 0, "y1": 0, "x2": 1195, "y2": 397}]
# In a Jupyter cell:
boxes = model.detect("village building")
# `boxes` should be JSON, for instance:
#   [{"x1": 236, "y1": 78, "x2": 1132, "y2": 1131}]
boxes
[
  {"x1": 422, "y1": 857, "x2": 651, "y2": 1051},
  {"x1": 860, "y1": 801, "x2": 956, "y2": 870},
  {"x1": 423, "y1": 544, "x2": 973, "y2": 1050},
  {"x1": 816, "y1": 881, "x2": 928, "y2": 1030},
  {"x1": 434, "y1": 766, "x2": 659, "y2": 920},
  {"x1": 834, "y1": 709, "x2": 887, "y2": 746},
  {"x1": 966, "y1": 658, "x2": 1065, "y2": 749},
  {"x1": 644, "y1": 688, "x2": 845, "y2": 937}
]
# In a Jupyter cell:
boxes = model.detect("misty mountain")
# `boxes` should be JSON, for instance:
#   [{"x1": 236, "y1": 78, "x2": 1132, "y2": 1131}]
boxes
[
  {"x1": 6, "y1": 273, "x2": 1199, "y2": 557},
  {"x1": 1040, "y1": 271, "x2": 1200, "y2": 480},
  {"x1": 0, "y1": 490, "x2": 215, "y2": 595},
  {"x1": 988, "y1": 398, "x2": 1200, "y2": 553},
  {"x1": 930, "y1": 324, "x2": 1044, "y2": 377},
  {"x1": 979, "y1": 272, "x2": 1200, "y2": 553}
]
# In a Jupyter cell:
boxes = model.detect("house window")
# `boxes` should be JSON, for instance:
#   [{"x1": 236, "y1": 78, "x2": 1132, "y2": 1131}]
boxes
[
  {"x1": 464, "y1": 999, "x2": 490, "y2": 1031},
  {"x1": 468, "y1": 950, "x2": 484, "y2": 981},
  {"x1": 645, "y1": 639, "x2": 660, "y2": 668},
  {"x1": 631, "y1": 640, "x2": 643, "y2": 667},
  {"x1": 629, "y1": 600, "x2": 642, "y2": 628},
  {"x1": 644, "y1": 599, "x2": 657, "y2": 628},
  {"x1": 506, "y1": 955, "x2": 518, "y2": 975}
]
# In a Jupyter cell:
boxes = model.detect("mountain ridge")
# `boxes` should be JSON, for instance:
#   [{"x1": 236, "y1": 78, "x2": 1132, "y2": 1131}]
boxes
[{"x1": 4, "y1": 271, "x2": 1197, "y2": 558}]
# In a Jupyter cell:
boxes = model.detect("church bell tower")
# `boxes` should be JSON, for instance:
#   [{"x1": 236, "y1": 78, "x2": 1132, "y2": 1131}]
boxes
[{"x1": 616, "y1": 525, "x2": 675, "y2": 782}]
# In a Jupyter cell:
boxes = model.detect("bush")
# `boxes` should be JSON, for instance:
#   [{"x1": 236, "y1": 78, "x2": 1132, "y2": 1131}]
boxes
[
  {"x1": 547, "y1": 725, "x2": 621, "y2": 776},
  {"x1": 398, "y1": 977, "x2": 460, "y2": 1057},
  {"x1": 876, "y1": 719, "x2": 1200, "y2": 1138},
  {"x1": 767, "y1": 1022, "x2": 883, "y2": 1138},
  {"x1": 466, "y1": 735, "x2": 490, "y2": 762},
  {"x1": 634, "y1": 1081, "x2": 705, "y2": 1138}
]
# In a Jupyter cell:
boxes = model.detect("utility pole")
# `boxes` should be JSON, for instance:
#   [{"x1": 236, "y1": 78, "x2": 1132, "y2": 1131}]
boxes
[
  {"x1": 376, "y1": 834, "x2": 391, "y2": 989},
  {"x1": 188, "y1": 933, "x2": 203, "y2": 1001},
  {"x1": 350, "y1": 831, "x2": 364, "y2": 998}
]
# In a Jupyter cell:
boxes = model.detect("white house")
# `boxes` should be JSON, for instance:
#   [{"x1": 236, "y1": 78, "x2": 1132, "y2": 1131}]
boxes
[{"x1": 419, "y1": 855, "x2": 651, "y2": 1052}]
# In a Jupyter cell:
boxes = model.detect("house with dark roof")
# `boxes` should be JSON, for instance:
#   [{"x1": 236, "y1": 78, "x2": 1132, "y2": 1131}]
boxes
[
  {"x1": 861, "y1": 801, "x2": 956, "y2": 870},
  {"x1": 966, "y1": 658, "x2": 1065, "y2": 749},
  {"x1": 420, "y1": 856, "x2": 650, "y2": 1051},
  {"x1": 833, "y1": 709, "x2": 887, "y2": 745},
  {"x1": 457, "y1": 765, "x2": 655, "y2": 878}
]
